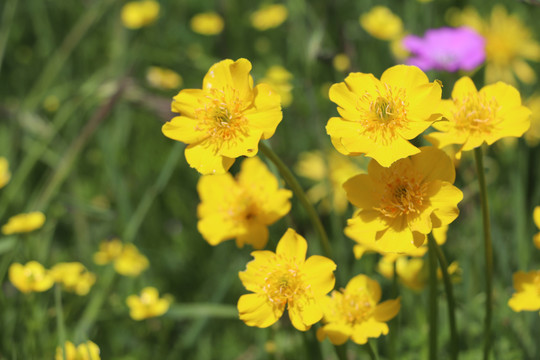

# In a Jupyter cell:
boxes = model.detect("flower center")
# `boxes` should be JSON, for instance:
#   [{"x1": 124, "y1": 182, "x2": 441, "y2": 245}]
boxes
[
  {"x1": 453, "y1": 92, "x2": 499, "y2": 136},
  {"x1": 357, "y1": 84, "x2": 409, "y2": 144},
  {"x1": 335, "y1": 289, "x2": 375, "y2": 325},
  {"x1": 262, "y1": 259, "x2": 306, "y2": 309},
  {"x1": 376, "y1": 169, "x2": 427, "y2": 218}
]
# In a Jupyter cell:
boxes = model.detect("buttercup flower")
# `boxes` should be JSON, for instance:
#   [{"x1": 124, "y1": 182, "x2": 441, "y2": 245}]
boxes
[
  {"x1": 344, "y1": 147, "x2": 463, "y2": 253},
  {"x1": 197, "y1": 156, "x2": 292, "y2": 249},
  {"x1": 238, "y1": 228, "x2": 336, "y2": 330},
  {"x1": 508, "y1": 270, "x2": 540, "y2": 312},
  {"x1": 250, "y1": 4, "x2": 288, "y2": 31},
  {"x1": 403, "y1": 27, "x2": 485, "y2": 72},
  {"x1": 260, "y1": 65, "x2": 293, "y2": 107},
  {"x1": 56, "y1": 340, "x2": 100, "y2": 360},
  {"x1": 93, "y1": 238, "x2": 124, "y2": 265},
  {"x1": 51, "y1": 262, "x2": 96, "y2": 296},
  {"x1": 93, "y1": 239, "x2": 149, "y2": 277},
  {"x1": 162, "y1": 58, "x2": 282, "y2": 174},
  {"x1": 2, "y1": 211, "x2": 46, "y2": 235},
  {"x1": 426, "y1": 76, "x2": 531, "y2": 154},
  {"x1": 9, "y1": 261, "x2": 54, "y2": 293},
  {"x1": 333, "y1": 54, "x2": 351, "y2": 72},
  {"x1": 533, "y1": 206, "x2": 540, "y2": 249},
  {"x1": 327, "y1": 65, "x2": 442, "y2": 167},
  {"x1": 449, "y1": 5, "x2": 540, "y2": 84},
  {"x1": 190, "y1": 12, "x2": 224, "y2": 35},
  {"x1": 316, "y1": 274, "x2": 400, "y2": 345},
  {"x1": 146, "y1": 66, "x2": 182, "y2": 90},
  {"x1": 126, "y1": 287, "x2": 172, "y2": 320},
  {"x1": 121, "y1": 1, "x2": 160, "y2": 29},
  {"x1": 0, "y1": 157, "x2": 10, "y2": 189},
  {"x1": 360, "y1": 6, "x2": 403, "y2": 41}
]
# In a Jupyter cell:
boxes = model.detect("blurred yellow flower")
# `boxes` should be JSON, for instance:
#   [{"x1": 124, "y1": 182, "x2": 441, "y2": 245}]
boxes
[
  {"x1": 533, "y1": 206, "x2": 540, "y2": 249},
  {"x1": 127, "y1": 287, "x2": 172, "y2": 320},
  {"x1": 146, "y1": 66, "x2": 182, "y2": 90},
  {"x1": 94, "y1": 239, "x2": 149, "y2": 277},
  {"x1": 524, "y1": 95, "x2": 540, "y2": 147},
  {"x1": 2, "y1": 211, "x2": 46, "y2": 235},
  {"x1": 190, "y1": 12, "x2": 224, "y2": 35},
  {"x1": 332, "y1": 53, "x2": 350, "y2": 72},
  {"x1": 238, "y1": 228, "x2": 336, "y2": 330},
  {"x1": 316, "y1": 274, "x2": 400, "y2": 345},
  {"x1": 9, "y1": 261, "x2": 54, "y2": 293},
  {"x1": 43, "y1": 95, "x2": 60, "y2": 113},
  {"x1": 0, "y1": 157, "x2": 10, "y2": 189},
  {"x1": 295, "y1": 150, "x2": 365, "y2": 214},
  {"x1": 260, "y1": 65, "x2": 293, "y2": 107},
  {"x1": 162, "y1": 58, "x2": 283, "y2": 174},
  {"x1": 121, "y1": 1, "x2": 160, "y2": 30},
  {"x1": 56, "y1": 340, "x2": 100, "y2": 360},
  {"x1": 250, "y1": 4, "x2": 288, "y2": 31},
  {"x1": 449, "y1": 5, "x2": 540, "y2": 85},
  {"x1": 327, "y1": 65, "x2": 442, "y2": 167},
  {"x1": 426, "y1": 77, "x2": 531, "y2": 154},
  {"x1": 51, "y1": 262, "x2": 96, "y2": 296},
  {"x1": 360, "y1": 6, "x2": 403, "y2": 41},
  {"x1": 93, "y1": 238, "x2": 123, "y2": 265},
  {"x1": 508, "y1": 270, "x2": 540, "y2": 312},
  {"x1": 344, "y1": 147, "x2": 463, "y2": 253},
  {"x1": 197, "y1": 156, "x2": 291, "y2": 249},
  {"x1": 390, "y1": 35, "x2": 409, "y2": 60}
]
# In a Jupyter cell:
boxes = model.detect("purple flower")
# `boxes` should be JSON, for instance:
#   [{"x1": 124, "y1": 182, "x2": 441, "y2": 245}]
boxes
[{"x1": 403, "y1": 27, "x2": 485, "y2": 72}]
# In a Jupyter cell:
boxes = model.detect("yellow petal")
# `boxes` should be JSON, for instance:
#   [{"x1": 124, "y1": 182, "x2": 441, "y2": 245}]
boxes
[
  {"x1": 276, "y1": 228, "x2": 307, "y2": 262},
  {"x1": 246, "y1": 83, "x2": 283, "y2": 139},
  {"x1": 351, "y1": 319, "x2": 389, "y2": 344},
  {"x1": 373, "y1": 298, "x2": 401, "y2": 322},
  {"x1": 171, "y1": 89, "x2": 207, "y2": 117},
  {"x1": 235, "y1": 222, "x2": 269, "y2": 249},
  {"x1": 317, "y1": 324, "x2": 352, "y2": 345},
  {"x1": 184, "y1": 142, "x2": 235, "y2": 175},
  {"x1": 238, "y1": 293, "x2": 282, "y2": 328},
  {"x1": 346, "y1": 274, "x2": 382, "y2": 303},
  {"x1": 366, "y1": 137, "x2": 420, "y2": 168},
  {"x1": 303, "y1": 255, "x2": 336, "y2": 296},
  {"x1": 162, "y1": 116, "x2": 207, "y2": 144},
  {"x1": 451, "y1": 76, "x2": 477, "y2": 99},
  {"x1": 343, "y1": 174, "x2": 383, "y2": 209},
  {"x1": 380, "y1": 65, "x2": 429, "y2": 92},
  {"x1": 287, "y1": 304, "x2": 310, "y2": 331},
  {"x1": 411, "y1": 146, "x2": 455, "y2": 183}
]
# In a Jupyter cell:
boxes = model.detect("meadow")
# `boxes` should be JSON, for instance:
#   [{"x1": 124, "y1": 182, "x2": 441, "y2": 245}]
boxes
[{"x1": 1, "y1": 0, "x2": 540, "y2": 359}]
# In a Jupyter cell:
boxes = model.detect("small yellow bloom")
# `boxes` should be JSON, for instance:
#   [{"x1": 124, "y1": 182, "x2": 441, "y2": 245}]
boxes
[
  {"x1": 327, "y1": 65, "x2": 442, "y2": 167},
  {"x1": 378, "y1": 256, "x2": 426, "y2": 291},
  {"x1": 55, "y1": 340, "x2": 100, "y2": 360},
  {"x1": 43, "y1": 95, "x2": 60, "y2": 113},
  {"x1": 426, "y1": 76, "x2": 531, "y2": 154},
  {"x1": 344, "y1": 147, "x2": 463, "y2": 253},
  {"x1": 162, "y1": 58, "x2": 283, "y2": 174},
  {"x1": 524, "y1": 95, "x2": 540, "y2": 147},
  {"x1": 9, "y1": 261, "x2": 54, "y2": 293},
  {"x1": 126, "y1": 287, "x2": 172, "y2": 320},
  {"x1": 360, "y1": 6, "x2": 403, "y2": 41},
  {"x1": 121, "y1": 1, "x2": 160, "y2": 30},
  {"x1": 0, "y1": 157, "x2": 10, "y2": 189},
  {"x1": 390, "y1": 35, "x2": 410, "y2": 60},
  {"x1": 332, "y1": 54, "x2": 351, "y2": 72},
  {"x1": 197, "y1": 157, "x2": 291, "y2": 249},
  {"x1": 260, "y1": 65, "x2": 293, "y2": 107},
  {"x1": 93, "y1": 238, "x2": 124, "y2": 265},
  {"x1": 51, "y1": 262, "x2": 96, "y2": 296},
  {"x1": 250, "y1": 4, "x2": 288, "y2": 31},
  {"x1": 316, "y1": 274, "x2": 400, "y2": 345},
  {"x1": 190, "y1": 12, "x2": 224, "y2": 35},
  {"x1": 238, "y1": 228, "x2": 336, "y2": 330},
  {"x1": 533, "y1": 206, "x2": 540, "y2": 250},
  {"x1": 508, "y1": 270, "x2": 540, "y2": 312},
  {"x1": 2, "y1": 211, "x2": 46, "y2": 235},
  {"x1": 114, "y1": 244, "x2": 149, "y2": 277},
  {"x1": 146, "y1": 66, "x2": 182, "y2": 90}
]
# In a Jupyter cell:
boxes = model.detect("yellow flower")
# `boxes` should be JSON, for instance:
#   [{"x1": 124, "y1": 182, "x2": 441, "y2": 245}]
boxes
[
  {"x1": 524, "y1": 95, "x2": 540, "y2": 147},
  {"x1": 332, "y1": 54, "x2": 351, "y2": 72},
  {"x1": 449, "y1": 5, "x2": 540, "y2": 85},
  {"x1": 316, "y1": 274, "x2": 400, "y2": 345},
  {"x1": 55, "y1": 340, "x2": 100, "y2": 360},
  {"x1": 534, "y1": 206, "x2": 540, "y2": 250},
  {"x1": 327, "y1": 65, "x2": 442, "y2": 167},
  {"x1": 197, "y1": 157, "x2": 292, "y2": 249},
  {"x1": 114, "y1": 244, "x2": 149, "y2": 277},
  {"x1": 250, "y1": 4, "x2": 288, "y2": 31},
  {"x1": 51, "y1": 262, "x2": 96, "y2": 296},
  {"x1": 121, "y1": 1, "x2": 160, "y2": 30},
  {"x1": 238, "y1": 228, "x2": 336, "y2": 330},
  {"x1": 162, "y1": 58, "x2": 282, "y2": 174},
  {"x1": 2, "y1": 211, "x2": 46, "y2": 235},
  {"x1": 344, "y1": 147, "x2": 463, "y2": 253},
  {"x1": 93, "y1": 238, "x2": 124, "y2": 265},
  {"x1": 9, "y1": 261, "x2": 54, "y2": 293},
  {"x1": 295, "y1": 150, "x2": 365, "y2": 214},
  {"x1": 508, "y1": 270, "x2": 540, "y2": 312},
  {"x1": 426, "y1": 76, "x2": 531, "y2": 154},
  {"x1": 0, "y1": 157, "x2": 10, "y2": 189},
  {"x1": 360, "y1": 6, "x2": 403, "y2": 41},
  {"x1": 260, "y1": 65, "x2": 293, "y2": 107},
  {"x1": 190, "y1": 12, "x2": 224, "y2": 35},
  {"x1": 146, "y1": 66, "x2": 182, "y2": 90},
  {"x1": 126, "y1": 287, "x2": 172, "y2": 320}
]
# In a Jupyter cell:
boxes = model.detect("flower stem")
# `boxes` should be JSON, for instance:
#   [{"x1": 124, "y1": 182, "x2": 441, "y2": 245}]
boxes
[
  {"x1": 259, "y1": 142, "x2": 332, "y2": 258},
  {"x1": 429, "y1": 234, "x2": 458, "y2": 360},
  {"x1": 428, "y1": 235, "x2": 438, "y2": 360},
  {"x1": 363, "y1": 340, "x2": 378, "y2": 360},
  {"x1": 388, "y1": 261, "x2": 399, "y2": 360},
  {"x1": 474, "y1": 146, "x2": 493, "y2": 360},
  {"x1": 55, "y1": 284, "x2": 67, "y2": 360}
]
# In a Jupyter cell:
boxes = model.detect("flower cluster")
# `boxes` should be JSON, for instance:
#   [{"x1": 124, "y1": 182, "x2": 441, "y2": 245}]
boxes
[
  {"x1": 94, "y1": 238, "x2": 149, "y2": 277},
  {"x1": 126, "y1": 287, "x2": 172, "y2": 320}
]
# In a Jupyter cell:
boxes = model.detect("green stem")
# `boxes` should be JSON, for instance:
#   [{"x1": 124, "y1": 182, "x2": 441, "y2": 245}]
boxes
[
  {"x1": 429, "y1": 234, "x2": 458, "y2": 360},
  {"x1": 428, "y1": 235, "x2": 438, "y2": 360},
  {"x1": 0, "y1": 0, "x2": 18, "y2": 75},
  {"x1": 259, "y1": 142, "x2": 332, "y2": 259},
  {"x1": 334, "y1": 344, "x2": 347, "y2": 360},
  {"x1": 388, "y1": 261, "x2": 399, "y2": 360},
  {"x1": 363, "y1": 340, "x2": 378, "y2": 360},
  {"x1": 55, "y1": 285, "x2": 67, "y2": 360},
  {"x1": 474, "y1": 146, "x2": 493, "y2": 360}
]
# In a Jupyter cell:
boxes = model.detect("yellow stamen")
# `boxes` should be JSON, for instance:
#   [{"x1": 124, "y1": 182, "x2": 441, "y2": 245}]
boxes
[{"x1": 453, "y1": 93, "x2": 499, "y2": 136}]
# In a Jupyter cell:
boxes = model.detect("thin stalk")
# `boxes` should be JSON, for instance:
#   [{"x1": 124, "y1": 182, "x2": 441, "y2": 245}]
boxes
[
  {"x1": 54, "y1": 285, "x2": 67, "y2": 360},
  {"x1": 0, "y1": 0, "x2": 18, "y2": 74},
  {"x1": 388, "y1": 261, "x2": 399, "y2": 360},
  {"x1": 429, "y1": 234, "x2": 458, "y2": 360},
  {"x1": 474, "y1": 146, "x2": 493, "y2": 360},
  {"x1": 363, "y1": 340, "x2": 378, "y2": 360},
  {"x1": 334, "y1": 344, "x2": 347, "y2": 360},
  {"x1": 259, "y1": 142, "x2": 332, "y2": 259},
  {"x1": 428, "y1": 235, "x2": 438, "y2": 360}
]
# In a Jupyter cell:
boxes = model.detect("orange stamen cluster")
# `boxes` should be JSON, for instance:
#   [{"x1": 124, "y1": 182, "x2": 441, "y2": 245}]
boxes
[
  {"x1": 339, "y1": 290, "x2": 375, "y2": 325},
  {"x1": 453, "y1": 92, "x2": 499, "y2": 136},
  {"x1": 262, "y1": 258, "x2": 308, "y2": 311},
  {"x1": 376, "y1": 170, "x2": 427, "y2": 218}
]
